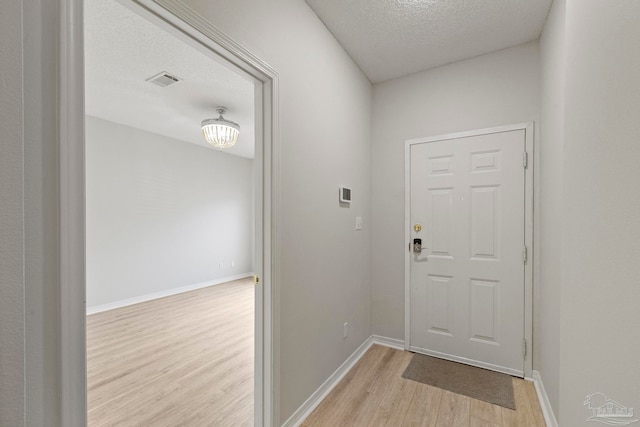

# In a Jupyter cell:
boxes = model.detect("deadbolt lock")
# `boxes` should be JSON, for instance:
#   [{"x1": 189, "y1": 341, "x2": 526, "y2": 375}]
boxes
[{"x1": 414, "y1": 224, "x2": 422, "y2": 233}]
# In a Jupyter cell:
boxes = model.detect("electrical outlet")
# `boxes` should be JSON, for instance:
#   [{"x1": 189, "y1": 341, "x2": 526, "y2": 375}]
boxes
[
  {"x1": 231, "y1": 260, "x2": 235, "y2": 267},
  {"x1": 343, "y1": 322, "x2": 348, "y2": 339},
  {"x1": 219, "y1": 262, "x2": 223, "y2": 269}
]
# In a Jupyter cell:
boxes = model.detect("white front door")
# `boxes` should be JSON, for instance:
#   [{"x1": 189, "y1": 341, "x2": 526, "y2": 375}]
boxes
[{"x1": 408, "y1": 128, "x2": 527, "y2": 376}]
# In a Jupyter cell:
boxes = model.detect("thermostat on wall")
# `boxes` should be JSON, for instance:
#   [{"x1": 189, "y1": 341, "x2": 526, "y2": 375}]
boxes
[{"x1": 339, "y1": 186, "x2": 352, "y2": 203}]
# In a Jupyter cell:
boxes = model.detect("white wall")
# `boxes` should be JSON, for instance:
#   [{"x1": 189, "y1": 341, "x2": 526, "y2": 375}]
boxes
[
  {"x1": 537, "y1": 0, "x2": 565, "y2": 418},
  {"x1": 85, "y1": 116, "x2": 254, "y2": 309},
  {"x1": 0, "y1": 1, "x2": 25, "y2": 425},
  {"x1": 559, "y1": 0, "x2": 640, "y2": 424},
  {"x1": 176, "y1": 0, "x2": 374, "y2": 423},
  {"x1": 371, "y1": 42, "x2": 540, "y2": 339}
]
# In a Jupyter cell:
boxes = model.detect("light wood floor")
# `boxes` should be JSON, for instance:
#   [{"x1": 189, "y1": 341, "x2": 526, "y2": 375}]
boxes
[
  {"x1": 86, "y1": 277, "x2": 254, "y2": 427},
  {"x1": 302, "y1": 345, "x2": 546, "y2": 427}
]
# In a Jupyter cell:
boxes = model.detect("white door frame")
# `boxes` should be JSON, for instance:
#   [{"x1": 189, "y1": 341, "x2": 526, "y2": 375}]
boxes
[
  {"x1": 59, "y1": 1, "x2": 281, "y2": 425},
  {"x1": 404, "y1": 122, "x2": 534, "y2": 378}
]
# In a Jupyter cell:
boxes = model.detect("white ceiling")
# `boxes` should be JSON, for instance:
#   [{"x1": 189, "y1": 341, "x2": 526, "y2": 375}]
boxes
[
  {"x1": 306, "y1": 0, "x2": 553, "y2": 83},
  {"x1": 85, "y1": 0, "x2": 255, "y2": 158}
]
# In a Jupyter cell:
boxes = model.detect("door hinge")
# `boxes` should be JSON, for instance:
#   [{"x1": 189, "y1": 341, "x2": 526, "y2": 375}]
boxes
[
  {"x1": 522, "y1": 339, "x2": 527, "y2": 357},
  {"x1": 523, "y1": 246, "x2": 528, "y2": 264},
  {"x1": 523, "y1": 151, "x2": 529, "y2": 169},
  {"x1": 254, "y1": 274, "x2": 260, "y2": 286}
]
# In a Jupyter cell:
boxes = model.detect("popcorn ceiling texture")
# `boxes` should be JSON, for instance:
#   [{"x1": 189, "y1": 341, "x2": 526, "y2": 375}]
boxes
[{"x1": 306, "y1": 0, "x2": 552, "y2": 83}]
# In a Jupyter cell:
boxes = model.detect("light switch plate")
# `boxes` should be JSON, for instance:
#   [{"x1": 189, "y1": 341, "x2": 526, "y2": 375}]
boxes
[{"x1": 355, "y1": 216, "x2": 363, "y2": 230}]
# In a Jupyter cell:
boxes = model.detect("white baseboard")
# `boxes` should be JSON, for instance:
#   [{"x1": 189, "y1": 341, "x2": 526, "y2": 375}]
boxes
[
  {"x1": 531, "y1": 370, "x2": 559, "y2": 427},
  {"x1": 86, "y1": 273, "x2": 254, "y2": 315},
  {"x1": 371, "y1": 334, "x2": 405, "y2": 350},
  {"x1": 281, "y1": 335, "x2": 404, "y2": 427}
]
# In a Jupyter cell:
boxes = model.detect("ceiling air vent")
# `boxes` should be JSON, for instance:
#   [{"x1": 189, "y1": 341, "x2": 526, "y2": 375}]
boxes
[{"x1": 146, "y1": 71, "x2": 181, "y2": 87}]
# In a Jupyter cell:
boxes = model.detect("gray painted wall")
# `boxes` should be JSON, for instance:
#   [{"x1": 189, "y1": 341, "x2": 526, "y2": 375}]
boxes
[
  {"x1": 0, "y1": 1, "x2": 26, "y2": 425},
  {"x1": 370, "y1": 42, "x2": 540, "y2": 340},
  {"x1": 537, "y1": 0, "x2": 565, "y2": 418},
  {"x1": 0, "y1": 0, "x2": 70, "y2": 424},
  {"x1": 23, "y1": 0, "x2": 64, "y2": 424},
  {"x1": 560, "y1": 0, "x2": 640, "y2": 424},
  {"x1": 86, "y1": 116, "x2": 254, "y2": 309}
]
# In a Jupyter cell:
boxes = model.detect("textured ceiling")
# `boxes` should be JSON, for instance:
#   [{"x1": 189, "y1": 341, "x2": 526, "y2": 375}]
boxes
[
  {"x1": 306, "y1": 0, "x2": 553, "y2": 83},
  {"x1": 85, "y1": 0, "x2": 255, "y2": 158}
]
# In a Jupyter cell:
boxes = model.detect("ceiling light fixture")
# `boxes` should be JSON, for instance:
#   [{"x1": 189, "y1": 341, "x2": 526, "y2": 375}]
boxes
[{"x1": 201, "y1": 106, "x2": 240, "y2": 149}]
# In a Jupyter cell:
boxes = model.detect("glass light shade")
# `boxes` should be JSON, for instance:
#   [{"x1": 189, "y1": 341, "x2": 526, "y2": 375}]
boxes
[{"x1": 201, "y1": 115, "x2": 240, "y2": 149}]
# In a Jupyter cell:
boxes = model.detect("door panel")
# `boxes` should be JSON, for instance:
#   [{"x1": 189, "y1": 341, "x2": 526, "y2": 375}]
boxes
[
  {"x1": 470, "y1": 185, "x2": 500, "y2": 259},
  {"x1": 429, "y1": 189, "x2": 453, "y2": 256},
  {"x1": 469, "y1": 278, "x2": 500, "y2": 344},
  {"x1": 409, "y1": 129, "x2": 525, "y2": 376},
  {"x1": 427, "y1": 274, "x2": 453, "y2": 335}
]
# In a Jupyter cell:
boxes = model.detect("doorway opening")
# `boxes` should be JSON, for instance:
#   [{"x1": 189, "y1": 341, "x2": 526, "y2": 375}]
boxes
[
  {"x1": 84, "y1": 0, "x2": 257, "y2": 423},
  {"x1": 59, "y1": 0, "x2": 279, "y2": 425}
]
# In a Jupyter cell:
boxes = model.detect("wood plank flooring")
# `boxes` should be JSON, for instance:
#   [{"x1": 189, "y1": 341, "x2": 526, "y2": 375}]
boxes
[
  {"x1": 88, "y1": 282, "x2": 545, "y2": 427},
  {"x1": 302, "y1": 345, "x2": 546, "y2": 427},
  {"x1": 86, "y1": 277, "x2": 254, "y2": 427}
]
